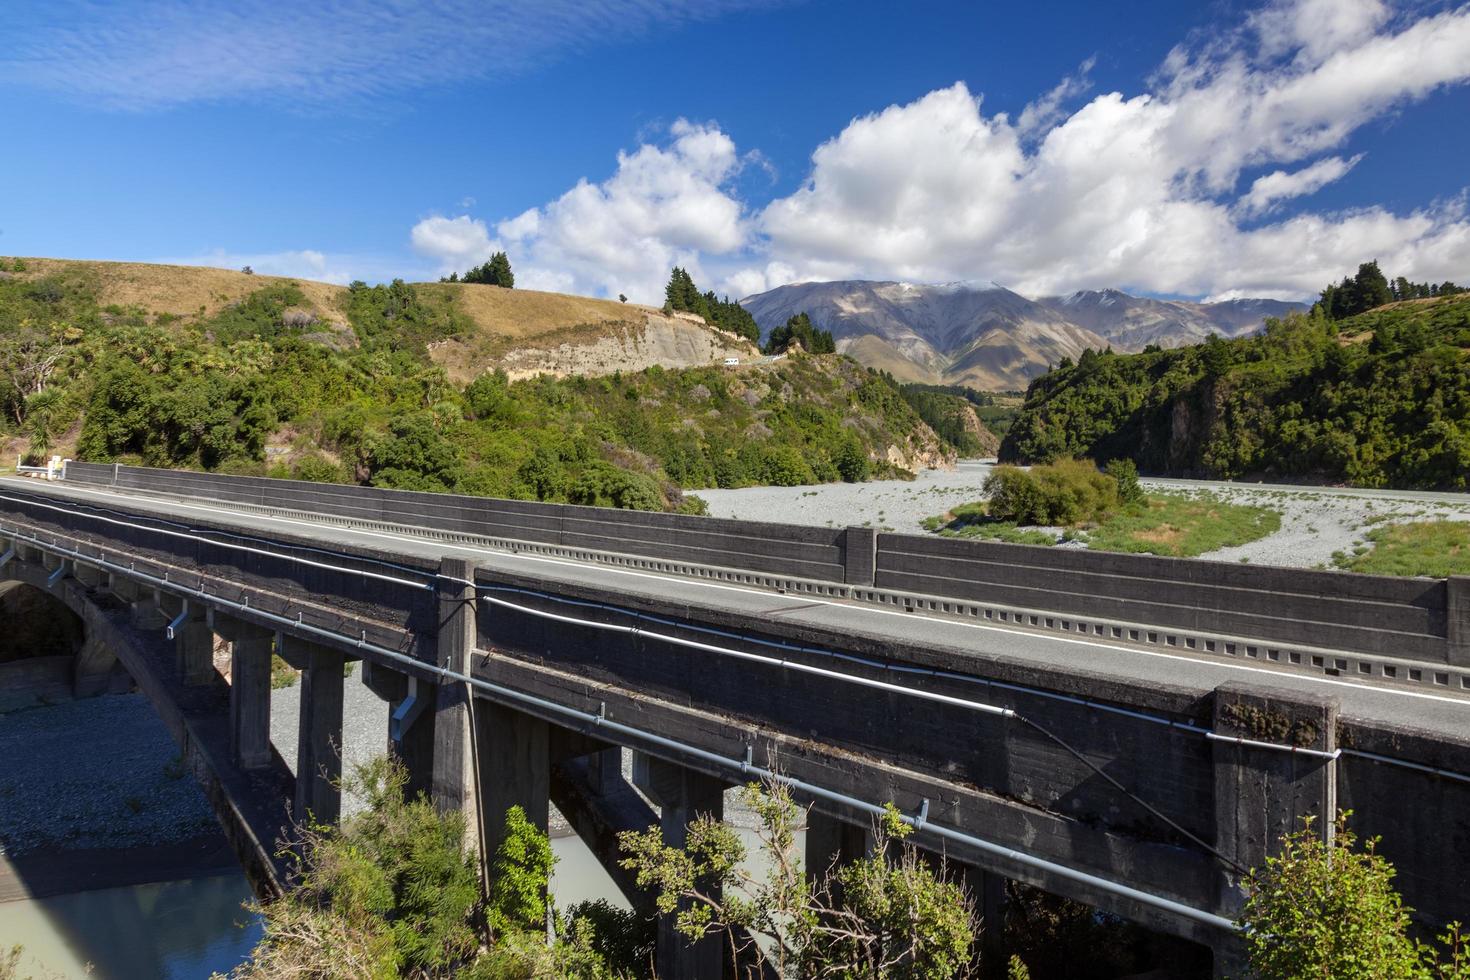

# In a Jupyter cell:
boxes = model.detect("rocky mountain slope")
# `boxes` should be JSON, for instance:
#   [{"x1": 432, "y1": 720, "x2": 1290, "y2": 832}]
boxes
[
  {"x1": 741, "y1": 279, "x2": 1305, "y2": 390},
  {"x1": 1035, "y1": 289, "x2": 1304, "y2": 351}
]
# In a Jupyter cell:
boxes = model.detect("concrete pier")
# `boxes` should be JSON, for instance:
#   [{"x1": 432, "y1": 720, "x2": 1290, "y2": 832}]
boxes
[
  {"x1": 634, "y1": 753, "x2": 729, "y2": 979},
  {"x1": 283, "y1": 637, "x2": 345, "y2": 826},
  {"x1": 211, "y1": 613, "x2": 274, "y2": 771}
]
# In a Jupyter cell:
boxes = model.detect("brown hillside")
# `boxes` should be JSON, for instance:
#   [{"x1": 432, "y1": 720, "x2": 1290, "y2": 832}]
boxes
[
  {"x1": 10, "y1": 257, "x2": 756, "y2": 380},
  {"x1": 13, "y1": 257, "x2": 349, "y2": 322}
]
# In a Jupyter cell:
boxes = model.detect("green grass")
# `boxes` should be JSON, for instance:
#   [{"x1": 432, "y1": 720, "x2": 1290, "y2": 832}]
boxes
[
  {"x1": 1081, "y1": 493, "x2": 1281, "y2": 557},
  {"x1": 922, "y1": 502, "x2": 1059, "y2": 546},
  {"x1": 922, "y1": 492, "x2": 1280, "y2": 557},
  {"x1": 1333, "y1": 521, "x2": 1470, "y2": 577}
]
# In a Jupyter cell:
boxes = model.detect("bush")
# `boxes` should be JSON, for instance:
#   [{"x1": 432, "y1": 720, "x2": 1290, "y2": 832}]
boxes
[
  {"x1": 1241, "y1": 813, "x2": 1468, "y2": 980},
  {"x1": 984, "y1": 459, "x2": 1118, "y2": 526},
  {"x1": 1104, "y1": 457, "x2": 1144, "y2": 505}
]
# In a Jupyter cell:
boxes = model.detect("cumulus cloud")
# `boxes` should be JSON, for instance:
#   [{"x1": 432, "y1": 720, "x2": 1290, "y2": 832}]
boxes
[
  {"x1": 487, "y1": 119, "x2": 751, "y2": 302},
  {"x1": 410, "y1": 215, "x2": 501, "y2": 273},
  {"x1": 2, "y1": 0, "x2": 793, "y2": 110},
  {"x1": 420, "y1": 0, "x2": 1470, "y2": 304},
  {"x1": 747, "y1": 0, "x2": 1470, "y2": 298},
  {"x1": 1237, "y1": 155, "x2": 1363, "y2": 216}
]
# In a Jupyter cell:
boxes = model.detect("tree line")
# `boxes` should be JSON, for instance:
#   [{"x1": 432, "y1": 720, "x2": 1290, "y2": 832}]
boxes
[
  {"x1": 1002, "y1": 280, "x2": 1470, "y2": 489},
  {"x1": 442, "y1": 251, "x2": 515, "y2": 288},
  {"x1": 1315, "y1": 260, "x2": 1463, "y2": 321}
]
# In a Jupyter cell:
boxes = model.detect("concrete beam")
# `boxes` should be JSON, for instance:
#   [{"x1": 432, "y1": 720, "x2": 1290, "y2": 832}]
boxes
[
  {"x1": 806, "y1": 808, "x2": 870, "y2": 885},
  {"x1": 634, "y1": 752, "x2": 729, "y2": 980},
  {"x1": 550, "y1": 751, "x2": 658, "y2": 916},
  {"x1": 963, "y1": 865, "x2": 1008, "y2": 980},
  {"x1": 285, "y1": 636, "x2": 344, "y2": 826},
  {"x1": 215, "y1": 613, "x2": 274, "y2": 770},
  {"x1": 431, "y1": 557, "x2": 476, "y2": 815},
  {"x1": 73, "y1": 562, "x2": 106, "y2": 589},
  {"x1": 393, "y1": 680, "x2": 437, "y2": 802}
]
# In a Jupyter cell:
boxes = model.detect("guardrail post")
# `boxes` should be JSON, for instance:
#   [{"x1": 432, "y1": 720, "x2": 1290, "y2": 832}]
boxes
[
  {"x1": 1211, "y1": 682, "x2": 1338, "y2": 972},
  {"x1": 1449, "y1": 576, "x2": 1470, "y2": 667},
  {"x1": 431, "y1": 557, "x2": 476, "y2": 816}
]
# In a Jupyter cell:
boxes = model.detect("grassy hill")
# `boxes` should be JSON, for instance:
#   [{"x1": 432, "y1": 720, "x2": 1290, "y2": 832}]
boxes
[
  {"x1": 0, "y1": 256, "x2": 947, "y2": 510},
  {"x1": 1000, "y1": 294, "x2": 1470, "y2": 490}
]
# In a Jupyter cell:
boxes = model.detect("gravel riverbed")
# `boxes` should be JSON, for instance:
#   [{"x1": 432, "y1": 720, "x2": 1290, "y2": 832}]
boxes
[
  {"x1": 694, "y1": 461, "x2": 1470, "y2": 569},
  {"x1": 0, "y1": 694, "x2": 216, "y2": 856}
]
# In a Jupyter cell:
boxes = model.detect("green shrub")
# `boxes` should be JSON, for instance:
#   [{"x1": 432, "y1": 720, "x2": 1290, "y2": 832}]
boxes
[
  {"x1": 984, "y1": 459, "x2": 1118, "y2": 526},
  {"x1": 1241, "y1": 813, "x2": 1468, "y2": 980},
  {"x1": 1104, "y1": 457, "x2": 1144, "y2": 504}
]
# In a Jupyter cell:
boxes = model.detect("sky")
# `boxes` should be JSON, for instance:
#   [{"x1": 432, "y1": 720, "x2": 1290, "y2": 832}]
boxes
[{"x1": 2, "y1": 0, "x2": 1469, "y2": 304}]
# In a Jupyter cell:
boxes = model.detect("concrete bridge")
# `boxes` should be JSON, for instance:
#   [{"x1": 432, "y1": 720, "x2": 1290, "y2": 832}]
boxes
[{"x1": 1, "y1": 462, "x2": 1467, "y2": 977}]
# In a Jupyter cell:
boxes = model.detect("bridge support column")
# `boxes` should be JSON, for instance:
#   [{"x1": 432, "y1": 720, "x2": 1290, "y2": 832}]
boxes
[
  {"x1": 1212, "y1": 682, "x2": 1338, "y2": 976},
  {"x1": 431, "y1": 557, "x2": 476, "y2": 815},
  {"x1": 634, "y1": 753, "x2": 728, "y2": 980},
  {"x1": 283, "y1": 636, "x2": 344, "y2": 826},
  {"x1": 475, "y1": 702, "x2": 549, "y2": 863},
  {"x1": 805, "y1": 808, "x2": 870, "y2": 884},
  {"x1": 212, "y1": 613, "x2": 274, "y2": 770},
  {"x1": 964, "y1": 865, "x2": 1008, "y2": 980},
  {"x1": 362, "y1": 661, "x2": 437, "y2": 801},
  {"x1": 161, "y1": 597, "x2": 215, "y2": 687}
]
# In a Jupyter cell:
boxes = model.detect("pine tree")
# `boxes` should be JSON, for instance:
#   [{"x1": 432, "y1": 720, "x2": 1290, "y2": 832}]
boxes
[{"x1": 488, "y1": 251, "x2": 514, "y2": 288}]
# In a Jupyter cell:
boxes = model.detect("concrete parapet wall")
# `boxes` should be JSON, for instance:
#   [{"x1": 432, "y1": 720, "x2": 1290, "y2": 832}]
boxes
[{"x1": 58, "y1": 463, "x2": 1457, "y2": 667}]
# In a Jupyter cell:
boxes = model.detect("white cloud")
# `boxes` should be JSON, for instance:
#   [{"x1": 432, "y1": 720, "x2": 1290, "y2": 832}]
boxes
[
  {"x1": 490, "y1": 119, "x2": 751, "y2": 303},
  {"x1": 1237, "y1": 154, "x2": 1363, "y2": 216},
  {"x1": 409, "y1": 215, "x2": 501, "y2": 273},
  {"x1": 2, "y1": 0, "x2": 794, "y2": 110},
  {"x1": 409, "y1": 0, "x2": 1470, "y2": 305},
  {"x1": 745, "y1": 0, "x2": 1470, "y2": 299}
]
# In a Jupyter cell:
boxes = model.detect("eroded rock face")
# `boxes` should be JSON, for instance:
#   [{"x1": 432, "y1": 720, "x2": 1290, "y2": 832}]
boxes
[
  {"x1": 496, "y1": 314, "x2": 756, "y2": 380},
  {"x1": 0, "y1": 582, "x2": 84, "y2": 663}
]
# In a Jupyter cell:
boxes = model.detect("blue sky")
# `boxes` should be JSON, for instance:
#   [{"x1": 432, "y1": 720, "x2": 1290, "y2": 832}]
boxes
[{"x1": 2, "y1": 0, "x2": 1468, "y2": 302}]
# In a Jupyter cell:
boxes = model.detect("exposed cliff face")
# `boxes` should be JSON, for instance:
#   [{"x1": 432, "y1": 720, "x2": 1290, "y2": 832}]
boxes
[
  {"x1": 957, "y1": 403, "x2": 1001, "y2": 456},
  {"x1": 489, "y1": 313, "x2": 758, "y2": 381}
]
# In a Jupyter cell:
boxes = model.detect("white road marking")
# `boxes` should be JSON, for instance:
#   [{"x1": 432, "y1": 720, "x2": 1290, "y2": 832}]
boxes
[{"x1": 14, "y1": 478, "x2": 1470, "y2": 710}]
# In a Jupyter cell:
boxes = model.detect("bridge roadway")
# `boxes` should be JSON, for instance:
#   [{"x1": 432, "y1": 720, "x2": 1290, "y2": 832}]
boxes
[
  {"x1": 7, "y1": 476, "x2": 1467, "y2": 737},
  {"x1": 2, "y1": 473, "x2": 1468, "y2": 977}
]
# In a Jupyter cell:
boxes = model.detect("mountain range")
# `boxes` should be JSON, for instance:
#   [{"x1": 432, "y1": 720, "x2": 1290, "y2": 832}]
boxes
[{"x1": 740, "y1": 280, "x2": 1305, "y2": 390}]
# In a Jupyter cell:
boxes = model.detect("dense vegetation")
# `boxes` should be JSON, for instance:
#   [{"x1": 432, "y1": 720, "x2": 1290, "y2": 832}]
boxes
[
  {"x1": 0, "y1": 264, "x2": 940, "y2": 510},
  {"x1": 1001, "y1": 292, "x2": 1470, "y2": 489},
  {"x1": 442, "y1": 252, "x2": 514, "y2": 287},
  {"x1": 663, "y1": 266, "x2": 760, "y2": 343},
  {"x1": 762, "y1": 312, "x2": 836, "y2": 355}
]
